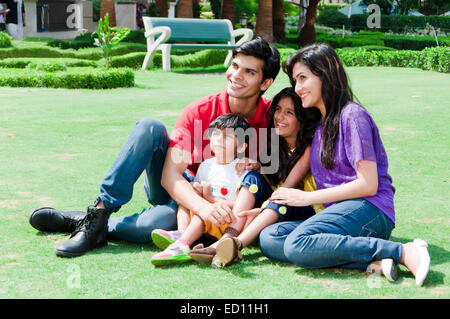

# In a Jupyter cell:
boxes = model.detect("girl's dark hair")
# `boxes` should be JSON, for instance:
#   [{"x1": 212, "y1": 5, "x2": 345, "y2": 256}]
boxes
[
  {"x1": 264, "y1": 87, "x2": 321, "y2": 187},
  {"x1": 282, "y1": 43, "x2": 356, "y2": 169}
]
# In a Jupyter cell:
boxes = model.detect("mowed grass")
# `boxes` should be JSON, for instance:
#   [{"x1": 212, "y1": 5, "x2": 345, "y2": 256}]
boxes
[{"x1": 0, "y1": 67, "x2": 449, "y2": 299}]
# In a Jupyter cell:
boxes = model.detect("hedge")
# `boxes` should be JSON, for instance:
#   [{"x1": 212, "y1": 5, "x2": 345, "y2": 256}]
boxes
[
  {"x1": 0, "y1": 68, "x2": 135, "y2": 89},
  {"x1": 0, "y1": 43, "x2": 147, "y2": 60},
  {"x1": 111, "y1": 49, "x2": 229, "y2": 69},
  {"x1": 0, "y1": 31, "x2": 12, "y2": 48},
  {"x1": 336, "y1": 46, "x2": 449, "y2": 73},
  {"x1": 0, "y1": 57, "x2": 98, "y2": 69},
  {"x1": 349, "y1": 14, "x2": 450, "y2": 34}
]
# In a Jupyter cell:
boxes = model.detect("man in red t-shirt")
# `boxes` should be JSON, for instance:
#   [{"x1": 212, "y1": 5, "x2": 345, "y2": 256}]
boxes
[{"x1": 30, "y1": 37, "x2": 280, "y2": 258}]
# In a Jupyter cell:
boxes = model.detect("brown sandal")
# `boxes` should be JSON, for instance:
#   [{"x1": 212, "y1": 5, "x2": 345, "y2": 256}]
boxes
[
  {"x1": 189, "y1": 243, "x2": 217, "y2": 263},
  {"x1": 211, "y1": 237, "x2": 242, "y2": 268}
]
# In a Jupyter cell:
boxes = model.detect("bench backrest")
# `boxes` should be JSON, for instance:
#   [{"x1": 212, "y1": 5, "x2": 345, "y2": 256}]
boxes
[{"x1": 146, "y1": 18, "x2": 233, "y2": 43}]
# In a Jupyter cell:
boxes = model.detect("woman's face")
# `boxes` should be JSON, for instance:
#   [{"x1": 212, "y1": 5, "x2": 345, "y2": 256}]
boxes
[
  {"x1": 292, "y1": 62, "x2": 326, "y2": 117},
  {"x1": 273, "y1": 96, "x2": 300, "y2": 141}
]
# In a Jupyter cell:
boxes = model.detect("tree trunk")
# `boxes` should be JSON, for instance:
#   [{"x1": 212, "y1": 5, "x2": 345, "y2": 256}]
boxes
[
  {"x1": 222, "y1": 0, "x2": 235, "y2": 25},
  {"x1": 177, "y1": 0, "x2": 193, "y2": 18},
  {"x1": 255, "y1": 0, "x2": 273, "y2": 42},
  {"x1": 100, "y1": 0, "x2": 116, "y2": 27},
  {"x1": 155, "y1": 0, "x2": 168, "y2": 17},
  {"x1": 298, "y1": 0, "x2": 321, "y2": 48},
  {"x1": 272, "y1": 0, "x2": 285, "y2": 42}
]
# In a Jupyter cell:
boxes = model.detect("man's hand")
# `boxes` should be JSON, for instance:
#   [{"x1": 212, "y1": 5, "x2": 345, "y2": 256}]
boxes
[
  {"x1": 196, "y1": 201, "x2": 235, "y2": 226},
  {"x1": 191, "y1": 181, "x2": 203, "y2": 197},
  {"x1": 235, "y1": 157, "x2": 261, "y2": 176}
]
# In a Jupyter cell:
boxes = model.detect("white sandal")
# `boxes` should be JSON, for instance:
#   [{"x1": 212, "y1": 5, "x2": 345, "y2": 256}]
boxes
[
  {"x1": 366, "y1": 258, "x2": 398, "y2": 282},
  {"x1": 412, "y1": 239, "x2": 430, "y2": 286},
  {"x1": 381, "y1": 258, "x2": 399, "y2": 282}
]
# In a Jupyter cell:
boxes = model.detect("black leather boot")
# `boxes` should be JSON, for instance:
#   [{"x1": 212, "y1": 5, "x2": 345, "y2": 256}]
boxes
[
  {"x1": 55, "y1": 206, "x2": 112, "y2": 258},
  {"x1": 29, "y1": 207, "x2": 87, "y2": 233}
]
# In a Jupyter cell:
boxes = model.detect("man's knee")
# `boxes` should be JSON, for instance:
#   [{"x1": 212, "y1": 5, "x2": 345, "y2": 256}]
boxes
[
  {"x1": 133, "y1": 117, "x2": 167, "y2": 148},
  {"x1": 135, "y1": 117, "x2": 166, "y2": 135}
]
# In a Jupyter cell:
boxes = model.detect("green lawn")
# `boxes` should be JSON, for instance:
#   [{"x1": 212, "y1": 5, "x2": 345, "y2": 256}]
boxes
[{"x1": 0, "y1": 67, "x2": 449, "y2": 299}]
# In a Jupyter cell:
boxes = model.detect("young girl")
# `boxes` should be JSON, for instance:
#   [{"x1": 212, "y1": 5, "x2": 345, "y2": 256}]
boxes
[
  {"x1": 261, "y1": 43, "x2": 430, "y2": 286},
  {"x1": 189, "y1": 87, "x2": 322, "y2": 268}
]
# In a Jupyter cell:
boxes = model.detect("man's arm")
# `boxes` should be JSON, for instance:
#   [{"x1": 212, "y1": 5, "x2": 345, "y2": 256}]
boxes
[{"x1": 161, "y1": 147, "x2": 235, "y2": 226}]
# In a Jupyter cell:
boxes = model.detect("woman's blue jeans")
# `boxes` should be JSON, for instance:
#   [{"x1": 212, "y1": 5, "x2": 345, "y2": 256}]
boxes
[
  {"x1": 94, "y1": 117, "x2": 193, "y2": 244},
  {"x1": 259, "y1": 199, "x2": 403, "y2": 271}
]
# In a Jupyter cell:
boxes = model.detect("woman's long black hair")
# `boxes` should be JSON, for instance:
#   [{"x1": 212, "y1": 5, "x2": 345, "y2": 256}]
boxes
[
  {"x1": 263, "y1": 87, "x2": 321, "y2": 187},
  {"x1": 282, "y1": 43, "x2": 357, "y2": 169}
]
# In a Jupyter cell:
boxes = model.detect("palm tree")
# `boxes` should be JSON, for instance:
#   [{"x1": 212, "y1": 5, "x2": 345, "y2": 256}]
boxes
[
  {"x1": 177, "y1": 0, "x2": 193, "y2": 18},
  {"x1": 155, "y1": 0, "x2": 168, "y2": 17},
  {"x1": 273, "y1": 0, "x2": 285, "y2": 42},
  {"x1": 298, "y1": 0, "x2": 321, "y2": 47},
  {"x1": 255, "y1": 0, "x2": 273, "y2": 42},
  {"x1": 100, "y1": 0, "x2": 116, "y2": 27},
  {"x1": 222, "y1": 0, "x2": 235, "y2": 25}
]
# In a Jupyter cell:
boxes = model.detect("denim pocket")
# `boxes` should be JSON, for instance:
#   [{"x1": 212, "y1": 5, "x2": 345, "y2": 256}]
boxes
[{"x1": 359, "y1": 213, "x2": 385, "y2": 238}]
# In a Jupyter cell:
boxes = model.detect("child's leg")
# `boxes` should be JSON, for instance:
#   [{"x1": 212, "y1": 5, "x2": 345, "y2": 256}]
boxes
[
  {"x1": 178, "y1": 214, "x2": 205, "y2": 247},
  {"x1": 151, "y1": 214, "x2": 205, "y2": 266},
  {"x1": 222, "y1": 171, "x2": 273, "y2": 239},
  {"x1": 237, "y1": 208, "x2": 279, "y2": 247},
  {"x1": 177, "y1": 204, "x2": 191, "y2": 231}
]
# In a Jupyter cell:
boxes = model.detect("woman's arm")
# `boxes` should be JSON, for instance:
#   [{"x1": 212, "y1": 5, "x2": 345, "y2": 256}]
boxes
[
  {"x1": 281, "y1": 146, "x2": 311, "y2": 188},
  {"x1": 271, "y1": 160, "x2": 378, "y2": 207}
]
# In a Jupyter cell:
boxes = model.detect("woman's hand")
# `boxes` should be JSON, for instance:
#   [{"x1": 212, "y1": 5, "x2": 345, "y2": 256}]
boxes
[{"x1": 270, "y1": 187, "x2": 313, "y2": 207}]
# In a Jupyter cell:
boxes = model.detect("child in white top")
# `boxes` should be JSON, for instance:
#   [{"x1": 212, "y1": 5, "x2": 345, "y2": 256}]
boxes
[{"x1": 151, "y1": 113, "x2": 260, "y2": 266}]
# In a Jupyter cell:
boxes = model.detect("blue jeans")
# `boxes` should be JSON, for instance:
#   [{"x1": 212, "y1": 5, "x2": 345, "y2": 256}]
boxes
[
  {"x1": 259, "y1": 199, "x2": 403, "y2": 271},
  {"x1": 94, "y1": 118, "x2": 194, "y2": 243}
]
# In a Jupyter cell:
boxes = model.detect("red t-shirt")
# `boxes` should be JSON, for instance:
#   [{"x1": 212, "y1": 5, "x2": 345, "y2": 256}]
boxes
[{"x1": 169, "y1": 91, "x2": 272, "y2": 174}]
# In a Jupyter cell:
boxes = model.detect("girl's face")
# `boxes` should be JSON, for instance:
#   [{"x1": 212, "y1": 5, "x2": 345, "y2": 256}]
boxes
[
  {"x1": 292, "y1": 62, "x2": 326, "y2": 117},
  {"x1": 273, "y1": 96, "x2": 301, "y2": 141}
]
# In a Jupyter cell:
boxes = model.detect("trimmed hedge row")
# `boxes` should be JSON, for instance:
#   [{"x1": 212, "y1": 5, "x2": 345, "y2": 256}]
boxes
[
  {"x1": 316, "y1": 11, "x2": 450, "y2": 33},
  {"x1": 349, "y1": 14, "x2": 450, "y2": 34},
  {"x1": 0, "y1": 68, "x2": 135, "y2": 89},
  {"x1": 336, "y1": 46, "x2": 449, "y2": 73},
  {"x1": 0, "y1": 57, "x2": 98, "y2": 68},
  {"x1": 0, "y1": 43, "x2": 147, "y2": 60},
  {"x1": 287, "y1": 32, "x2": 449, "y2": 50}
]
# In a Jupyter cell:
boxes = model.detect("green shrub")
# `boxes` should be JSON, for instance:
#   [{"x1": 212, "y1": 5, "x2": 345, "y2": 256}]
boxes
[
  {"x1": 336, "y1": 46, "x2": 449, "y2": 72},
  {"x1": 0, "y1": 67, "x2": 135, "y2": 89},
  {"x1": 316, "y1": 9, "x2": 349, "y2": 28},
  {"x1": 110, "y1": 52, "x2": 148, "y2": 68},
  {"x1": 27, "y1": 62, "x2": 68, "y2": 72},
  {"x1": 48, "y1": 38, "x2": 95, "y2": 50},
  {"x1": 349, "y1": 14, "x2": 450, "y2": 34},
  {"x1": 0, "y1": 31, "x2": 13, "y2": 48},
  {"x1": 0, "y1": 58, "x2": 98, "y2": 69}
]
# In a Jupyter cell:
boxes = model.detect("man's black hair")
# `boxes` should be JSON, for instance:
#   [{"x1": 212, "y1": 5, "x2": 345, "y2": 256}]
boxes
[
  {"x1": 208, "y1": 113, "x2": 252, "y2": 146},
  {"x1": 232, "y1": 37, "x2": 281, "y2": 91}
]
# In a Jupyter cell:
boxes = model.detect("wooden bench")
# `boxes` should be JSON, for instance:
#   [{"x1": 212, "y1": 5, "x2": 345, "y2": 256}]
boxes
[{"x1": 141, "y1": 17, "x2": 254, "y2": 71}]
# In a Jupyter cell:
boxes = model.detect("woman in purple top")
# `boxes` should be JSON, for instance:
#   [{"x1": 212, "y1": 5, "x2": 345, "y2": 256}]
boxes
[{"x1": 259, "y1": 43, "x2": 430, "y2": 286}]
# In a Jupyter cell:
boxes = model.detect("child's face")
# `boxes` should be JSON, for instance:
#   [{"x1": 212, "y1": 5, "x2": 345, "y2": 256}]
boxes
[
  {"x1": 209, "y1": 128, "x2": 240, "y2": 164},
  {"x1": 273, "y1": 96, "x2": 301, "y2": 140}
]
